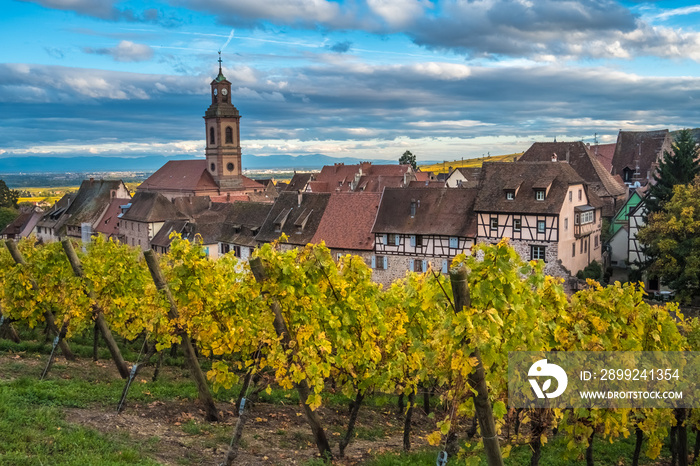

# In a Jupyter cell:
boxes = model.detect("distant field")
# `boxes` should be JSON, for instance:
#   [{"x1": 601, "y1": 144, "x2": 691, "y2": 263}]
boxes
[
  {"x1": 16, "y1": 186, "x2": 78, "y2": 206},
  {"x1": 419, "y1": 152, "x2": 522, "y2": 173}
]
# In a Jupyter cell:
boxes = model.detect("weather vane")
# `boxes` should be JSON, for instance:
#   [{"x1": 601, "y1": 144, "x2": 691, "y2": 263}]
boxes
[{"x1": 218, "y1": 50, "x2": 222, "y2": 74}]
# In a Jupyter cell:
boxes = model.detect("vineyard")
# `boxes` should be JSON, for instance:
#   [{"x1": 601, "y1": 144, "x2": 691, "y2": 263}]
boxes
[{"x1": 0, "y1": 235, "x2": 699, "y2": 465}]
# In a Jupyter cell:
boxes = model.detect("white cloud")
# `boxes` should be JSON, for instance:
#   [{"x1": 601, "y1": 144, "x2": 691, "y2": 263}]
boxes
[{"x1": 85, "y1": 40, "x2": 154, "y2": 62}]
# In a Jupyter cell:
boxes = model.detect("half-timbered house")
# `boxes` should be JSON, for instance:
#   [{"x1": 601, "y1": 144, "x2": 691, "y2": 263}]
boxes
[
  {"x1": 474, "y1": 162, "x2": 604, "y2": 279},
  {"x1": 371, "y1": 187, "x2": 478, "y2": 283}
]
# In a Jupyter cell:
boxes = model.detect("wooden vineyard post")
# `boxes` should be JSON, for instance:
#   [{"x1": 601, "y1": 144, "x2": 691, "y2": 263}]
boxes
[
  {"x1": 143, "y1": 250, "x2": 220, "y2": 422},
  {"x1": 61, "y1": 238, "x2": 131, "y2": 379},
  {"x1": 449, "y1": 265, "x2": 504, "y2": 466},
  {"x1": 0, "y1": 308, "x2": 21, "y2": 343},
  {"x1": 249, "y1": 257, "x2": 333, "y2": 460},
  {"x1": 5, "y1": 240, "x2": 75, "y2": 361}
]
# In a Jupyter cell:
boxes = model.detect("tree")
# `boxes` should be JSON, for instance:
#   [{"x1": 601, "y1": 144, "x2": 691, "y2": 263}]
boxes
[
  {"x1": 399, "y1": 150, "x2": 417, "y2": 170},
  {"x1": 0, "y1": 179, "x2": 19, "y2": 209},
  {"x1": 637, "y1": 176, "x2": 700, "y2": 303},
  {"x1": 646, "y1": 129, "x2": 700, "y2": 215},
  {"x1": 0, "y1": 207, "x2": 18, "y2": 232}
]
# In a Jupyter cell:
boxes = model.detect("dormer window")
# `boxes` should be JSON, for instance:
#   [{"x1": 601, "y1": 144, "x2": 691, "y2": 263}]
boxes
[
  {"x1": 505, "y1": 190, "x2": 514, "y2": 200},
  {"x1": 535, "y1": 190, "x2": 545, "y2": 201},
  {"x1": 410, "y1": 200, "x2": 417, "y2": 217}
]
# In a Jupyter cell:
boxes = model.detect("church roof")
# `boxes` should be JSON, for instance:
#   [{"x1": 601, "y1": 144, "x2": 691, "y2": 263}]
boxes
[{"x1": 138, "y1": 160, "x2": 219, "y2": 192}]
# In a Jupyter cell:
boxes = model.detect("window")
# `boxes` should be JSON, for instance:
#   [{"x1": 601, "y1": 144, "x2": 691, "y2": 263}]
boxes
[
  {"x1": 225, "y1": 126, "x2": 233, "y2": 144},
  {"x1": 535, "y1": 190, "x2": 545, "y2": 201},
  {"x1": 410, "y1": 235, "x2": 423, "y2": 248},
  {"x1": 537, "y1": 220, "x2": 545, "y2": 233},
  {"x1": 579, "y1": 211, "x2": 594, "y2": 225},
  {"x1": 233, "y1": 245, "x2": 241, "y2": 257},
  {"x1": 505, "y1": 190, "x2": 514, "y2": 200},
  {"x1": 572, "y1": 243, "x2": 576, "y2": 257},
  {"x1": 578, "y1": 189, "x2": 582, "y2": 201},
  {"x1": 580, "y1": 240, "x2": 583, "y2": 254},
  {"x1": 490, "y1": 217, "x2": 498, "y2": 231},
  {"x1": 531, "y1": 245, "x2": 546, "y2": 261},
  {"x1": 564, "y1": 218, "x2": 568, "y2": 231},
  {"x1": 220, "y1": 243, "x2": 230, "y2": 254},
  {"x1": 209, "y1": 126, "x2": 215, "y2": 145},
  {"x1": 387, "y1": 234, "x2": 398, "y2": 246},
  {"x1": 569, "y1": 191, "x2": 572, "y2": 202},
  {"x1": 449, "y1": 237, "x2": 458, "y2": 248},
  {"x1": 227, "y1": 162, "x2": 234, "y2": 172},
  {"x1": 412, "y1": 259, "x2": 425, "y2": 272},
  {"x1": 513, "y1": 218, "x2": 521, "y2": 232},
  {"x1": 211, "y1": 163, "x2": 216, "y2": 172},
  {"x1": 584, "y1": 239, "x2": 588, "y2": 253},
  {"x1": 595, "y1": 235, "x2": 599, "y2": 247},
  {"x1": 372, "y1": 255, "x2": 387, "y2": 270}
]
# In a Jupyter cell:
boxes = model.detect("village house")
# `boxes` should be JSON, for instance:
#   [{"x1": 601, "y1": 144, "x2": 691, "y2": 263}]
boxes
[
  {"x1": 34, "y1": 193, "x2": 74, "y2": 242},
  {"x1": 305, "y1": 162, "x2": 415, "y2": 193},
  {"x1": 256, "y1": 191, "x2": 331, "y2": 251},
  {"x1": 33, "y1": 179, "x2": 130, "y2": 241},
  {"x1": 371, "y1": 187, "x2": 478, "y2": 284},
  {"x1": 445, "y1": 167, "x2": 482, "y2": 188},
  {"x1": 608, "y1": 188, "x2": 645, "y2": 269},
  {"x1": 518, "y1": 141, "x2": 627, "y2": 218},
  {"x1": 474, "y1": 161, "x2": 604, "y2": 280},
  {"x1": 217, "y1": 201, "x2": 273, "y2": 260},
  {"x1": 310, "y1": 192, "x2": 381, "y2": 264},
  {"x1": 119, "y1": 191, "x2": 188, "y2": 250},
  {"x1": 610, "y1": 130, "x2": 672, "y2": 188},
  {"x1": 1, "y1": 207, "x2": 43, "y2": 240}
]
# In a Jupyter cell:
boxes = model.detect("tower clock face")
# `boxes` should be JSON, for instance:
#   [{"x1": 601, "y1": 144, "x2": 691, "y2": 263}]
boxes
[{"x1": 222, "y1": 88, "x2": 228, "y2": 96}]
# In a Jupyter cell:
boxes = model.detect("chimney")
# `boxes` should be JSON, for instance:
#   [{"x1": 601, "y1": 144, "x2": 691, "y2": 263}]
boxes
[
  {"x1": 89, "y1": 177, "x2": 94, "y2": 186},
  {"x1": 551, "y1": 153, "x2": 558, "y2": 162}
]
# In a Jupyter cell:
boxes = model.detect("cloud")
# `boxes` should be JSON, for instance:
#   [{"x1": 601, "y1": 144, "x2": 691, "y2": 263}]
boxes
[
  {"x1": 1, "y1": 61, "x2": 699, "y2": 162},
  {"x1": 329, "y1": 41, "x2": 352, "y2": 53},
  {"x1": 20, "y1": 0, "x2": 183, "y2": 27},
  {"x1": 44, "y1": 47, "x2": 66, "y2": 59},
  {"x1": 652, "y1": 5, "x2": 700, "y2": 20},
  {"x1": 84, "y1": 41, "x2": 154, "y2": 62}
]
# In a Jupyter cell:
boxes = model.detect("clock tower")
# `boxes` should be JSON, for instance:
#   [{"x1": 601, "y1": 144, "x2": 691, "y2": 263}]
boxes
[{"x1": 204, "y1": 53, "x2": 243, "y2": 189}]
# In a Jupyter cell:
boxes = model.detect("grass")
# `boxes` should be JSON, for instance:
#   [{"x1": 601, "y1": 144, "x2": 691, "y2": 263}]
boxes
[
  {"x1": 419, "y1": 152, "x2": 522, "y2": 174},
  {"x1": 0, "y1": 385, "x2": 160, "y2": 465}
]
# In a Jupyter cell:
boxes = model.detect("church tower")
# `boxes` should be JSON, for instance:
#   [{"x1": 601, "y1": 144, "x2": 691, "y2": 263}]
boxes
[{"x1": 204, "y1": 53, "x2": 243, "y2": 189}]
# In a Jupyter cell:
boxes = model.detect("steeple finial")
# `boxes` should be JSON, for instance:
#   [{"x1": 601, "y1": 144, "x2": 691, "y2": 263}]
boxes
[
  {"x1": 218, "y1": 50, "x2": 222, "y2": 74},
  {"x1": 215, "y1": 51, "x2": 226, "y2": 82}
]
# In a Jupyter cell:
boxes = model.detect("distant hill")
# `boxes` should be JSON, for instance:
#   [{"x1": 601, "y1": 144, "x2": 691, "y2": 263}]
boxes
[
  {"x1": 419, "y1": 152, "x2": 522, "y2": 174},
  {"x1": 0, "y1": 154, "x2": 397, "y2": 173}
]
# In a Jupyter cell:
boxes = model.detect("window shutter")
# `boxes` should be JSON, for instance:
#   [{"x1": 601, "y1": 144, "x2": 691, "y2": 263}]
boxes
[
  {"x1": 422, "y1": 260, "x2": 428, "y2": 271},
  {"x1": 382, "y1": 234, "x2": 388, "y2": 245},
  {"x1": 449, "y1": 237, "x2": 458, "y2": 249},
  {"x1": 395, "y1": 234, "x2": 400, "y2": 245},
  {"x1": 383, "y1": 256, "x2": 388, "y2": 269},
  {"x1": 410, "y1": 235, "x2": 416, "y2": 247},
  {"x1": 442, "y1": 260, "x2": 448, "y2": 274},
  {"x1": 371, "y1": 256, "x2": 376, "y2": 268},
  {"x1": 409, "y1": 259, "x2": 414, "y2": 271}
]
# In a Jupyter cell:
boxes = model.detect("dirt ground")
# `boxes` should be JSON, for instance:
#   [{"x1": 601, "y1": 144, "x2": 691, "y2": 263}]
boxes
[{"x1": 1, "y1": 352, "x2": 435, "y2": 465}]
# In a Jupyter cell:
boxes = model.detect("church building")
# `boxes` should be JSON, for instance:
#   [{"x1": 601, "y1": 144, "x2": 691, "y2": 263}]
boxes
[{"x1": 137, "y1": 55, "x2": 265, "y2": 201}]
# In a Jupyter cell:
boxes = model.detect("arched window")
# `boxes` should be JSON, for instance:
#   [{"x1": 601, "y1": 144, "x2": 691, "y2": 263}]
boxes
[
  {"x1": 225, "y1": 127, "x2": 233, "y2": 144},
  {"x1": 209, "y1": 127, "x2": 215, "y2": 145}
]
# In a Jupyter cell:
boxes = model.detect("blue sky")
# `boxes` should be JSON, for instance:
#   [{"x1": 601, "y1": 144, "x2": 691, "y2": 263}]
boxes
[{"x1": 1, "y1": 0, "x2": 700, "y2": 166}]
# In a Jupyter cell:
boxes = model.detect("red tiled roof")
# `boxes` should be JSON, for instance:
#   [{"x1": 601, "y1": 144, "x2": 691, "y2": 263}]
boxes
[
  {"x1": 312, "y1": 193, "x2": 381, "y2": 250},
  {"x1": 592, "y1": 143, "x2": 616, "y2": 172},
  {"x1": 311, "y1": 163, "x2": 412, "y2": 193},
  {"x1": 138, "y1": 160, "x2": 218, "y2": 191},
  {"x1": 95, "y1": 198, "x2": 130, "y2": 236},
  {"x1": 209, "y1": 194, "x2": 250, "y2": 203}
]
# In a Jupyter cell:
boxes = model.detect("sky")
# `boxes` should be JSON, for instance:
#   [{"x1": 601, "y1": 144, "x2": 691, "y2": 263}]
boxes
[{"x1": 1, "y1": 0, "x2": 700, "y2": 166}]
